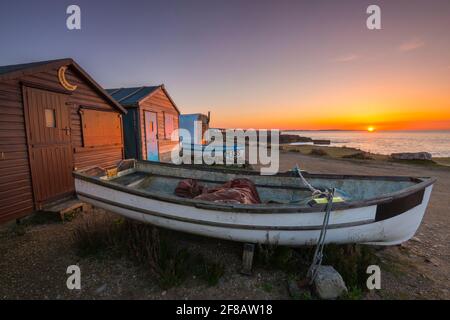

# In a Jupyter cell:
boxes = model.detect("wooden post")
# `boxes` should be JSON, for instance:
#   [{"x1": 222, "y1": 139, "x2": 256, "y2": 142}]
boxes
[{"x1": 241, "y1": 243, "x2": 255, "y2": 275}]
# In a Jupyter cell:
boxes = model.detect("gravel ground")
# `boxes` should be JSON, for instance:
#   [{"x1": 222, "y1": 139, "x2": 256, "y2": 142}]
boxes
[
  {"x1": 0, "y1": 210, "x2": 290, "y2": 300},
  {"x1": 0, "y1": 152, "x2": 449, "y2": 300}
]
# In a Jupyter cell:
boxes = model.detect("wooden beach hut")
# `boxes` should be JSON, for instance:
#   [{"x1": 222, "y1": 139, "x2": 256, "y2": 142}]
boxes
[
  {"x1": 0, "y1": 58, "x2": 126, "y2": 223},
  {"x1": 107, "y1": 85, "x2": 180, "y2": 162}
]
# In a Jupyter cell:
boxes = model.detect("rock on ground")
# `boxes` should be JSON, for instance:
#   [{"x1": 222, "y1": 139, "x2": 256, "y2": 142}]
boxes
[
  {"x1": 313, "y1": 266, "x2": 347, "y2": 299},
  {"x1": 390, "y1": 152, "x2": 432, "y2": 161}
]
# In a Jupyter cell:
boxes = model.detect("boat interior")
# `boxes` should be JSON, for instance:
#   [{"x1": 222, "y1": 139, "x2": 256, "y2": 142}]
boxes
[{"x1": 79, "y1": 160, "x2": 423, "y2": 206}]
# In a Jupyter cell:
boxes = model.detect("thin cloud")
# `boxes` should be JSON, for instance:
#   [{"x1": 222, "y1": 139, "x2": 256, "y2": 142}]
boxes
[
  {"x1": 334, "y1": 54, "x2": 359, "y2": 63},
  {"x1": 398, "y1": 38, "x2": 425, "y2": 52}
]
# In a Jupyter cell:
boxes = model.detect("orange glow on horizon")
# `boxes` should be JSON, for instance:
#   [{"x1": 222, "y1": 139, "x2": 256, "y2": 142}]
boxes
[
  {"x1": 199, "y1": 71, "x2": 450, "y2": 131},
  {"x1": 209, "y1": 103, "x2": 450, "y2": 131},
  {"x1": 211, "y1": 114, "x2": 450, "y2": 131}
]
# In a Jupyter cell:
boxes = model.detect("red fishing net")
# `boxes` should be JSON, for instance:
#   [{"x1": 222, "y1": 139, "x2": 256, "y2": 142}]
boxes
[{"x1": 175, "y1": 178, "x2": 261, "y2": 204}]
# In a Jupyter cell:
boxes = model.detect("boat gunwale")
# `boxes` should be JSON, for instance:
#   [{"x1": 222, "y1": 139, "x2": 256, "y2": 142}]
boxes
[{"x1": 73, "y1": 160, "x2": 436, "y2": 214}]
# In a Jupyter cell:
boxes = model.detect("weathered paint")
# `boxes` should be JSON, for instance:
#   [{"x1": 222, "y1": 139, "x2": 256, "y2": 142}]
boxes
[{"x1": 75, "y1": 174, "x2": 433, "y2": 246}]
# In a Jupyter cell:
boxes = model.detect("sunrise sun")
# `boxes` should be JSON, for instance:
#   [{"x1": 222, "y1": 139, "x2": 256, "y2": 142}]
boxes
[{"x1": 367, "y1": 126, "x2": 375, "y2": 132}]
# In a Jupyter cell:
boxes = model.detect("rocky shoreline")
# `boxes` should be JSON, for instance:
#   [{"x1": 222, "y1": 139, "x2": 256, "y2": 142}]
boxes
[{"x1": 279, "y1": 134, "x2": 331, "y2": 145}]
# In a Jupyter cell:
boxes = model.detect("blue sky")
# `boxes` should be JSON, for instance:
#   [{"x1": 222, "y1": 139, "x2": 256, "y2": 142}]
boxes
[{"x1": 1, "y1": 0, "x2": 449, "y2": 129}]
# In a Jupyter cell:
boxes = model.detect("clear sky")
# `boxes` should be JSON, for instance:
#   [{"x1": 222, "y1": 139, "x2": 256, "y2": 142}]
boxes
[{"x1": 1, "y1": 0, "x2": 449, "y2": 130}]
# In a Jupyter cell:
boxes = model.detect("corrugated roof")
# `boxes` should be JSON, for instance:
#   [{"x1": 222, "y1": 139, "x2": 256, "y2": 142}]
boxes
[{"x1": 106, "y1": 86, "x2": 160, "y2": 106}]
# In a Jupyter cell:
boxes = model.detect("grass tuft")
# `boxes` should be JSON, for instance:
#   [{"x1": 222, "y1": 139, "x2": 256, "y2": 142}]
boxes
[
  {"x1": 256, "y1": 242, "x2": 378, "y2": 299},
  {"x1": 192, "y1": 253, "x2": 225, "y2": 286},
  {"x1": 341, "y1": 286, "x2": 364, "y2": 300},
  {"x1": 72, "y1": 212, "x2": 378, "y2": 295},
  {"x1": 261, "y1": 282, "x2": 273, "y2": 293},
  {"x1": 72, "y1": 212, "x2": 224, "y2": 289}
]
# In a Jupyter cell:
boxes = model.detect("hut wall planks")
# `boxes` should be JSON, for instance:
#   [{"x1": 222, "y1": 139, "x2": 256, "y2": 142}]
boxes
[
  {"x1": 138, "y1": 88, "x2": 179, "y2": 161},
  {"x1": 0, "y1": 61, "x2": 124, "y2": 223}
]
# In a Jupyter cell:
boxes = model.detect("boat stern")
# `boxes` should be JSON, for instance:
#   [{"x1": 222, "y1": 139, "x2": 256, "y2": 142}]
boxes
[{"x1": 365, "y1": 183, "x2": 434, "y2": 245}]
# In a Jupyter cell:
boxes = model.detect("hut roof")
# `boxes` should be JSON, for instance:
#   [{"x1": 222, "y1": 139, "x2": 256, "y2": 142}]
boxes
[
  {"x1": 0, "y1": 59, "x2": 64, "y2": 76},
  {"x1": 0, "y1": 58, "x2": 126, "y2": 114},
  {"x1": 107, "y1": 85, "x2": 180, "y2": 114}
]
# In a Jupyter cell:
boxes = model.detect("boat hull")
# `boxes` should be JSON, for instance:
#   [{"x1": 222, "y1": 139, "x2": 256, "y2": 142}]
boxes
[{"x1": 75, "y1": 177, "x2": 433, "y2": 246}]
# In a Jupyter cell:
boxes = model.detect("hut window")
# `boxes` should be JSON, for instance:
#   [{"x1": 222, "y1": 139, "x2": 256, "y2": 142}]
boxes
[
  {"x1": 164, "y1": 114, "x2": 175, "y2": 139},
  {"x1": 45, "y1": 109, "x2": 56, "y2": 128},
  {"x1": 80, "y1": 108, "x2": 122, "y2": 147}
]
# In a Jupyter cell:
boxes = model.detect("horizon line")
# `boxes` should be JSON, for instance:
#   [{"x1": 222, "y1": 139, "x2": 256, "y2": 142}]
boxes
[{"x1": 211, "y1": 128, "x2": 450, "y2": 132}]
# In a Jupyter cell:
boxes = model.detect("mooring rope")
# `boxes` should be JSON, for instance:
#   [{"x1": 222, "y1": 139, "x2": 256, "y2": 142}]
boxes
[
  {"x1": 293, "y1": 164, "x2": 335, "y2": 284},
  {"x1": 307, "y1": 188, "x2": 335, "y2": 284},
  {"x1": 293, "y1": 165, "x2": 322, "y2": 197}
]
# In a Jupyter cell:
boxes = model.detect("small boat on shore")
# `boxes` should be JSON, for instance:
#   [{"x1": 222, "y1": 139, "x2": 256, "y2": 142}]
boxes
[{"x1": 73, "y1": 160, "x2": 435, "y2": 246}]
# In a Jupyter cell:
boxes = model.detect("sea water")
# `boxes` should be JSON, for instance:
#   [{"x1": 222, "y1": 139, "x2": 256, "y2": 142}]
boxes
[{"x1": 284, "y1": 130, "x2": 450, "y2": 157}]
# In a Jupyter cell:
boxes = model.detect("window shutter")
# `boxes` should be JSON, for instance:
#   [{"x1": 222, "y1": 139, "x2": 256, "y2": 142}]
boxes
[{"x1": 80, "y1": 109, "x2": 122, "y2": 147}]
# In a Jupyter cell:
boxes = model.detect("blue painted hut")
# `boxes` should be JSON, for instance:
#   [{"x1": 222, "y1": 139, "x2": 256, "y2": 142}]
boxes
[{"x1": 107, "y1": 85, "x2": 180, "y2": 162}]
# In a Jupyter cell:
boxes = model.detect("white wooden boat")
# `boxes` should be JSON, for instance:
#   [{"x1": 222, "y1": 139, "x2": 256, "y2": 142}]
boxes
[{"x1": 73, "y1": 160, "x2": 435, "y2": 246}]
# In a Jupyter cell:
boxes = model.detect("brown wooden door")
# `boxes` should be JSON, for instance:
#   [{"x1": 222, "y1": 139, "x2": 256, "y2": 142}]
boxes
[{"x1": 23, "y1": 87, "x2": 74, "y2": 207}]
